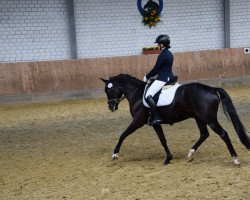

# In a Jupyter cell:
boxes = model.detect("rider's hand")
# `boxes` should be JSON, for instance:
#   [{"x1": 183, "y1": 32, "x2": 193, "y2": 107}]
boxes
[{"x1": 143, "y1": 76, "x2": 147, "y2": 82}]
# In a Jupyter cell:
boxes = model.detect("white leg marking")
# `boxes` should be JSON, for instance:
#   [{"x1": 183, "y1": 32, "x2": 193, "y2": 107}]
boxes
[
  {"x1": 188, "y1": 149, "x2": 195, "y2": 158},
  {"x1": 232, "y1": 157, "x2": 241, "y2": 165},
  {"x1": 112, "y1": 153, "x2": 118, "y2": 160}
]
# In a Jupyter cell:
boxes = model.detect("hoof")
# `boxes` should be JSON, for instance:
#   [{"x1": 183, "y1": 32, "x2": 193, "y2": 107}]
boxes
[
  {"x1": 233, "y1": 157, "x2": 241, "y2": 166},
  {"x1": 163, "y1": 159, "x2": 171, "y2": 165},
  {"x1": 187, "y1": 149, "x2": 195, "y2": 158},
  {"x1": 112, "y1": 153, "x2": 118, "y2": 160}
]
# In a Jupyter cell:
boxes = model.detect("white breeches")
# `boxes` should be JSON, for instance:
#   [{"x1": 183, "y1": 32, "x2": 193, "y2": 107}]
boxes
[{"x1": 145, "y1": 80, "x2": 166, "y2": 98}]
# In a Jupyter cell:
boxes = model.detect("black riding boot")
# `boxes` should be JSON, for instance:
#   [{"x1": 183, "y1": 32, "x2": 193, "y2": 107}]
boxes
[{"x1": 146, "y1": 95, "x2": 162, "y2": 126}]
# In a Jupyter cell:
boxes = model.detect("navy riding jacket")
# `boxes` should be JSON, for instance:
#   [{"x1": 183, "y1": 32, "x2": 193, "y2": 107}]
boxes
[{"x1": 146, "y1": 48, "x2": 174, "y2": 82}]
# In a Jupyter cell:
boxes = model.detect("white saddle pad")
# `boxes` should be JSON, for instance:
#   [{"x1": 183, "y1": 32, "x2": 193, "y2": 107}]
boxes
[{"x1": 143, "y1": 83, "x2": 181, "y2": 107}]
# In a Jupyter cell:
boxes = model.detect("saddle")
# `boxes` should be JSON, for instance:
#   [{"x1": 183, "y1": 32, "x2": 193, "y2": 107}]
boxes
[
  {"x1": 145, "y1": 76, "x2": 178, "y2": 100},
  {"x1": 143, "y1": 76, "x2": 181, "y2": 107}
]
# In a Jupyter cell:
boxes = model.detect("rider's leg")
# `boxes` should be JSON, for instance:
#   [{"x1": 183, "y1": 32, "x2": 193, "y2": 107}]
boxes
[
  {"x1": 145, "y1": 80, "x2": 166, "y2": 126},
  {"x1": 146, "y1": 95, "x2": 162, "y2": 126}
]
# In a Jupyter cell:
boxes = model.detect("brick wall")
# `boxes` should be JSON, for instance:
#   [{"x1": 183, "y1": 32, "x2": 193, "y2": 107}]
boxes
[
  {"x1": 74, "y1": 0, "x2": 225, "y2": 58},
  {"x1": 230, "y1": 0, "x2": 250, "y2": 47},
  {"x1": 150, "y1": 0, "x2": 224, "y2": 53},
  {"x1": 0, "y1": 0, "x2": 70, "y2": 62},
  {"x1": 74, "y1": 0, "x2": 141, "y2": 58},
  {"x1": 0, "y1": 0, "x2": 249, "y2": 63}
]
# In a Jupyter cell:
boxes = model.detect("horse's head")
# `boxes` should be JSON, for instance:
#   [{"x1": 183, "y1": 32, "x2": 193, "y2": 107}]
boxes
[{"x1": 100, "y1": 78, "x2": 124, "y2": 112}]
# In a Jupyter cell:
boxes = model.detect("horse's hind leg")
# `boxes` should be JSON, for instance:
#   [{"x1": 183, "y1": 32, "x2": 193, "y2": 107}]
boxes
[
  {"x1": 208, "y1": 121, "x2": 240, "y2": 165},
  {"x1": 188, "y1": 117, "x2": 209, "y2": 160},
  {"x1": 153, "y1": 125, "x2": 173, "y2": 165}
]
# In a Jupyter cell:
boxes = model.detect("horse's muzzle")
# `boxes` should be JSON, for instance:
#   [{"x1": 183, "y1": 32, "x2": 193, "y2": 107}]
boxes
[{"x1": 108, "y1": 102, "x2": 118, "y2": 112}]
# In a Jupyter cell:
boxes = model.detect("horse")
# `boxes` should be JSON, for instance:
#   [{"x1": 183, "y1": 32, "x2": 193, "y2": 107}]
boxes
[{"x1": 101, "y1": 74, "x2": 250, "y2": 165}]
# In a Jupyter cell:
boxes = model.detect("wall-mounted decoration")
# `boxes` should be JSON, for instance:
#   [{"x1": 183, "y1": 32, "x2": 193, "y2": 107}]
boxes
[
  {"x1": 142, "y1": 46, "x2": 161, "y2": 54},
  {"x1": 137, "y1": 0, "x2": 163, "y2": 28}
]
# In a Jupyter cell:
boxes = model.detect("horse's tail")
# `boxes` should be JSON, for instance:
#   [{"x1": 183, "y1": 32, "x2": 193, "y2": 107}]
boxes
[{"x1": 216, "y1": 88, "x2": 250, "y2": 149}]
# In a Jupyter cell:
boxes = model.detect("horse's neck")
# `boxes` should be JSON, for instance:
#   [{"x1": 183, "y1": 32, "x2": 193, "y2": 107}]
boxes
[{"x1": 120, "y1": 82, "x2": 144, "y2": 106}]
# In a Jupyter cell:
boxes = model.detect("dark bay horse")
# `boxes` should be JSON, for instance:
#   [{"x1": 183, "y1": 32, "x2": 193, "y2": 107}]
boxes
[{"x1": 101, "y1": 74, "x2": 250, "y2": 165}]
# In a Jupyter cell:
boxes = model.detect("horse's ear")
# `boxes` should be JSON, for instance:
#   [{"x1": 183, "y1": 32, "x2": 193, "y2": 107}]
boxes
[{"x1": 100, "y1": 78, "x2": 108, "y2": 84}]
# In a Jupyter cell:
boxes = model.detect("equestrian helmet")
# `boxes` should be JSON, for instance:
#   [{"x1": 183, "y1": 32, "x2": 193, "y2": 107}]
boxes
[{"x1": 155, "y1": 34, "x2": 170, "y2": 46}]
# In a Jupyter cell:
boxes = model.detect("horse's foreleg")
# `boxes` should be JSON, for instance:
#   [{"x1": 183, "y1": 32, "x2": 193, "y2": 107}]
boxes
[
  {"x1": 112, "y1": 120, "x2": 144, "y2": 160},
  {"x1": 153, "y1": 125, "x2": 173, "y2": 165},
  {"x1": 188, "y1": 118, "x2": 209, "y2": 161}
]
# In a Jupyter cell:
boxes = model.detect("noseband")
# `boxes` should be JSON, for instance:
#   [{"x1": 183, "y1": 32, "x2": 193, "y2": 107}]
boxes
[{"x1": 107, "y1": 95, "x2": 125, "y2": 104}]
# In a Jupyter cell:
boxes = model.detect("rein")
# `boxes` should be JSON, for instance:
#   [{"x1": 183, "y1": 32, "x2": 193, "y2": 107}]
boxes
[{"x1": 107, "y1": 85, "x2": 144, "y2": 104}]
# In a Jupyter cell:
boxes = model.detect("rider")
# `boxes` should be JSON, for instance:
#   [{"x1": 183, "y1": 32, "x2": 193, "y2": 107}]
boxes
[{"x1": 143, "y1": 34, "x2": 174, "y2": 126}]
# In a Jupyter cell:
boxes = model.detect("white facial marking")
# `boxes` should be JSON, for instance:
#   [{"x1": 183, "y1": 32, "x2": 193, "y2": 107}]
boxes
[{"x1": 107, "y1": 83, "x2": 113, "y2": 88}]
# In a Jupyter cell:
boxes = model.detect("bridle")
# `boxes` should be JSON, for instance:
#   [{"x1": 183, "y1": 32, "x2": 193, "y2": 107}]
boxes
[
  {"x1": 106, "y1": 81, "x2": 144, "y2": 105},
  {"x1": 107, "y1": 95, "x2": 125, "y2": 104}
]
